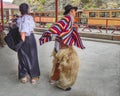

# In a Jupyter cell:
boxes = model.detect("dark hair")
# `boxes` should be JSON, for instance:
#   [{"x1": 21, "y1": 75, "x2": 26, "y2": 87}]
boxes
[{"x1": 19, "y1": 3, "x2": 29, "y2": 15}]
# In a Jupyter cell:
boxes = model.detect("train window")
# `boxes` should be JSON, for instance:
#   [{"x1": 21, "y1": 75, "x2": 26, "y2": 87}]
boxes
[
  {"x1": 100, "y1": 12, "x2": 110, "y2": 17},
  {"x1": 89, "y1": 12, "x2": 98, "y2": 17},
  {"x1": 49, "y1": 13, "x2": 52, "y2": 17},
  {"x1": 46, "y1": 13, "x2": 50, "y2": 17},
  {"x1": 100, "y1": 12, "x2": 105, "y2": 17},
  {"x1": 35, "y1": 13, "x2": 40, "y2": 16},
  {"x1": 112, "y1": 12, "x2": 120, "y2": 18},
  {"x1": 41, "y1": 13, "x2": 45, "y2": 16},
  {"x1": 116, "y1": 12, "x2": 120, "y2": 17},
  {"x1": 105, "y1": 12, "x2": 110, "y2": 17},
  {"x1": 112, "y1": 12, "x2": 116, "y2": 17},
  {"x1": 30, "y1": 13, "x2": 34, "y2": 16}
]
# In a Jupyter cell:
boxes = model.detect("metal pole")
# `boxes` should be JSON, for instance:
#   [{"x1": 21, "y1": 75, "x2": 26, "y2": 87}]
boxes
[
  {"x1": 0, "y1": 0, "x2": 4, "y2": 29},
  {"x1": 55, "y1": 0, "x2": 58, "y2": 22}
]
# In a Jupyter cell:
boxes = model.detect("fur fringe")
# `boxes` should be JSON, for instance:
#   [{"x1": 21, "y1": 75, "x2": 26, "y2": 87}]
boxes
[
  {"x1": 51, "y1": 47, "x2": 80, "y2": 89},
  {"x1": 0, "y1": 32, "x2": 6, "y2": 47}
]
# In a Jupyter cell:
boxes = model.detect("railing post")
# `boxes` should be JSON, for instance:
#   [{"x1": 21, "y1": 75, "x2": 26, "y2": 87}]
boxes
[
  {"x1": 0, "y1": 0, "x2": 4, "y2": 30},
  {"x1": 106, "y1": 19, "x2": 108, "y2": 33},
  {"x1": 55, "y1": 0, "x2": 58, "y2": 22}
]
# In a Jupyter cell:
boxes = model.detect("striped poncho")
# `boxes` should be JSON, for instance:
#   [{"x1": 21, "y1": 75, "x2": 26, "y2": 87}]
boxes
[{"x1": 39, "y1": 15, "x2": 85, "y2": 49}]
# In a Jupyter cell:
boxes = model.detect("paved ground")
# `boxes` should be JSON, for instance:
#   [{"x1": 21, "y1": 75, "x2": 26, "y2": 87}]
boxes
[{"x1": 0, "y1": 34, "x2": 120, "y2": 96}]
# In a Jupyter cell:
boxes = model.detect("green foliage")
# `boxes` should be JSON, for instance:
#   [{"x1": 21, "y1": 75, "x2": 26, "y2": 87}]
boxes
[
  {"x1": 95, "y1": 0, "x2": 103, "y2": 7},
  {"x1": 81, "y1": 0, "x2": 90, "y2": 4},
  {"x1": 83, "y1": 3, "x2": 96, "y2": 9},
  {"x1": 72, "y1": 0, "x2": 81, "y2": 7},
  {"x1": 4, "y1": 20, "x2": 7, "y2": 24},
  {"x1": 13, "y1": 0, "x2": 120, "y2": 12},
  {"x1": 41, "y1": 0, "x2": 46, "y2": 4},
  {"x1": 72, "y1": 0, "x2": 119, "y2": 9},
  {"x1": 12, "y1": 0, "x2": 46, "y2": 12},
  {"x1": 46, "y1": 23, "x2": 52, "y2": 28},
  {"x1": 37, "y1": 7, "x2": 43, "y2": 11}
]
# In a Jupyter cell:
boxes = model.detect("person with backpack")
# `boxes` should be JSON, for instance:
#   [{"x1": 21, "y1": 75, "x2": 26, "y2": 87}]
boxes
[{"x1": 17, "y1": 3, "x2": 40, "y2": 84}]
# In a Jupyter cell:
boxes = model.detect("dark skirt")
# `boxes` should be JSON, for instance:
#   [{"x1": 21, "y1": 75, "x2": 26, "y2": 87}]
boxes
[{"x1": 18, "y1": 34, "x2": 40, "y2": 79}]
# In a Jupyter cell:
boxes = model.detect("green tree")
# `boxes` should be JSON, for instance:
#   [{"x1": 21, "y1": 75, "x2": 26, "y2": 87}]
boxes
[
  {"x1": 81, "y1": 0, "x2": 90, "y2": 4},
  {"x1": 72, "y1": 0, "x2": 81, "y2": 6},
  {"x1": 95, "y1": 0, "x2": 103, "y2": 7}
]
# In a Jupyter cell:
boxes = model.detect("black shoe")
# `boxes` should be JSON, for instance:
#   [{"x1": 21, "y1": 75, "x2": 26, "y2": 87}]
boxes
[
  {"x1": 64, "y1": 87, "x2": 71, "y2": 91},
  {"x1": 56, "y1": 86, "x2": 71, "y2": 91}
]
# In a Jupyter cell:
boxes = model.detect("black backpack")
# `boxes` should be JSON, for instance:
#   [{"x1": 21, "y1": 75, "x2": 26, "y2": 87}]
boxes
[{"x1": 4, "y1": 27, "x2": 23, "y2": 51}]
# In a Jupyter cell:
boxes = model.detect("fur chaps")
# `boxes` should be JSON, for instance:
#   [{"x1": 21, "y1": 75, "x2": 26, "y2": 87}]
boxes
[
  {"x1": 0, "y1": 32, "x2": 6, "y2": 47},
  {"x1": 50, "y1": 47, "x2": 80, "y2": 89}
]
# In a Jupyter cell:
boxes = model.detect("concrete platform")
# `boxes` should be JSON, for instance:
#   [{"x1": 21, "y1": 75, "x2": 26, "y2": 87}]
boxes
[
  {"x1": 80, "y1": 32, "x2": 120, "y2": 41},
  {"x1": 113, "y1": 35, "x2": 120, "y2": 41},
  {"x1": 0, "y1": 34, "x2": 120, "y2": 96}
]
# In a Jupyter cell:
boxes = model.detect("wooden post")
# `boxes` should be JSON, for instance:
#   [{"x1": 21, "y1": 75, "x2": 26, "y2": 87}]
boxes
[
  {"x1": 55, "y1": 0, "x2": 58, "y2": 22},
  {"x1": 0, "y1": 0, "x2": 4, "y2": 30},
  {"x1": 106, "y1": 19, "x2": 108, "y2": 33}
]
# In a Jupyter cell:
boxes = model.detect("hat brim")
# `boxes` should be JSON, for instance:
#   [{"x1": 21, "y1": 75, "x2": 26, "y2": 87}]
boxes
[
  {"x1": 63, "y1": 7, "x2": 78, "y2": 15},
  {"x1": 72, "y1": 7, "x2": 78, "y2": 11}
]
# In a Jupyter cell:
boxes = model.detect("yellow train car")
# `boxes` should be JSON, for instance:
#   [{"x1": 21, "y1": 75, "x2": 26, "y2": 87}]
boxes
[
  {"x1": 30, "y1": 10, "x2": 83, "y2": 24},
  {"x1": 77, "y1": 9, "x2": 120, "y2": 32},
  {"x1": 82, "y1": 9, "x2": 120, "y2": 25},
  {"x1": 31, "y1": 9, "x2": 120, "y2": 32}
]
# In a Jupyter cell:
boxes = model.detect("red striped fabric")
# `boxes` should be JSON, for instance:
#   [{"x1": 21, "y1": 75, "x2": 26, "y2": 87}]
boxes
[{"x1": 39, "y1": 15, "x2": 85, "y2": 49}]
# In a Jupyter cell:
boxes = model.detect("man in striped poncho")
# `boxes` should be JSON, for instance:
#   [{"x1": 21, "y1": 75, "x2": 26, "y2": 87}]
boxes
[{"x1": 39, "y1": 4, "x2": 85, "y2": 91}]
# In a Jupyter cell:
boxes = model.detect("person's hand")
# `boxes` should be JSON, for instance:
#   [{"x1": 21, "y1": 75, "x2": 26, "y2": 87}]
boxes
[
  {"x1": 73, "y1": 24, "x2": 79, "y2": 30},
  {"x1": 44, "y1": 33, "x2": 51, "y2": 37}
]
